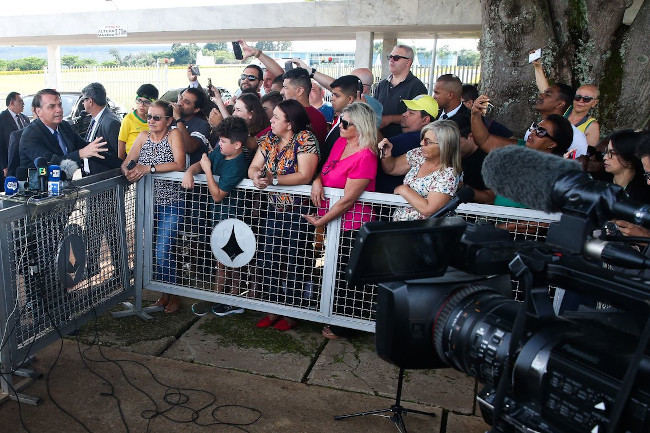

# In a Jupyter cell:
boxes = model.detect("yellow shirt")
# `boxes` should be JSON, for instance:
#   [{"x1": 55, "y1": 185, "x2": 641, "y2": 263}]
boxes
[{"x1": 118, "y1": 111, "x2": 149, "y2": 155}]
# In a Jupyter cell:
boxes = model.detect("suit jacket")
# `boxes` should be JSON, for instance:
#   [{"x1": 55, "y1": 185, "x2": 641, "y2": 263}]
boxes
[
  {"x1": 20, "y1": 118, "x2": 88, "y2": 168},
  {"x1": 442, "y1": 104, "x2": 471, "y2": 138},
  {"x1": 1, "y1": 109, "x2": 28, "y2": 168},
  {"x1": 7, "y1": 128, "x2": 24, "y2": 177},
  {"x1": 86, "y1": 109, "x2": 123, "y2": 174}
]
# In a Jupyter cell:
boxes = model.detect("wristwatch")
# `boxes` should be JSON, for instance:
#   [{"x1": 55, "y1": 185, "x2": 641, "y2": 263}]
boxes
[
  {"x1": 310, "y1": 67, "x2": 316, "y2": 78},
  {"x1": 272, "y1": 174, "x2": 279, "y2": 186},
  {"x1": 150, "y1": 164, "x2": 156, "y2": 174}
]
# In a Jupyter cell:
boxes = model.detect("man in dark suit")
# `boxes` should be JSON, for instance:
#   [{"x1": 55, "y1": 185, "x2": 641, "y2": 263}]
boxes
[
  {"x1": 80, "y1": 82, "x2": 123, "y2": 175},
  {"x1": 19, "y1": 89, "x2": 109, "y2": 169},
  {"x1": 433, "y1": 74, "x2": 471, "y2": 138},
  {"x1": 1, "y1": 91, "x2": 29, "y2": 190}
]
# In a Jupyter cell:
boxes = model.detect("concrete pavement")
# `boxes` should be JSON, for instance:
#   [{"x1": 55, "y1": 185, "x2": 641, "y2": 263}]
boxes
[{"x1": 0, "y1": 297, "x2": 490, "y2": 433}]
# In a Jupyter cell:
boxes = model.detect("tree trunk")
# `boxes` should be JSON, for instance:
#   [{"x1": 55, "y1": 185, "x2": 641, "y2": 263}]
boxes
[{"x1": 480, "y1": 0, "x2": 649, "y2": 136}]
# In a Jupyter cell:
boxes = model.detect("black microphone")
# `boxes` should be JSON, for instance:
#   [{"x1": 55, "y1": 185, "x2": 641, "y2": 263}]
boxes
[
  {"x1": 34, "y1": 157, "x2": 49, "y2": 193},
  {"x1": 482, "y1": 145, "x2": 650, "y2": 228},
  {"x1": 16, "y1": 166, "x2": 29, "y2": 195},
  {"x1": 430, "y1": 185, "x2": 475, "y2": 219}
]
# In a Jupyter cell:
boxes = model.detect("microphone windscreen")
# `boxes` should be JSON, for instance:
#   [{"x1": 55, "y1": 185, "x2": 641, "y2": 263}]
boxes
[
  {"x1": 482, "y1": 145, "x2": 581, "y2": 212},
  {"x1": 16, "y1": 167, "x2": 28, "y2": 181},
  {"x1": 60, "y1": 159, "x2": 79, "y2": 181}
]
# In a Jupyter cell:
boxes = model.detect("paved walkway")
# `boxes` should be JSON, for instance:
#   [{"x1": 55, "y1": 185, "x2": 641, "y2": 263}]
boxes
[{"x1": 0, "y1": 296, "x2": 490, "y2": 433}]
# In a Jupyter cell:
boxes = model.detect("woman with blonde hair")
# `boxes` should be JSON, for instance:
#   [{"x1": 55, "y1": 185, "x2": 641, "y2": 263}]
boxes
[{"x1": 380, "y1": 120, "x2": 462, "y2": 220}]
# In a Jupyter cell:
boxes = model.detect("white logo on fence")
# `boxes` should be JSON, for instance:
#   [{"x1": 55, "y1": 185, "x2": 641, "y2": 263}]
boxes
[{"x1": 210, "y1": 219, "x2": 256, "y2": 268}]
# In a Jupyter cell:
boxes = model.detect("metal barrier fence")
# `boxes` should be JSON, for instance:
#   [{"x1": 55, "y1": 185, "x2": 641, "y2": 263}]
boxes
[
  {"x1": 0, "y1": 172, "x2": 135, "y2": 403},
  {"x1": 55, "y1": 65, "x2": 170, "y2": 112},
  {"x1": 137, "y1": 172, "x2": 559, "y2": 333}
]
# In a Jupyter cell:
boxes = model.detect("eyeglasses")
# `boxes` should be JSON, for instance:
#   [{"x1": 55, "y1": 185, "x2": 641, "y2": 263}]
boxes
[
  {"x1": 146, "y1": 114, "x2": 170, "y2": 121},
  {"x1": 602, "y1": 149, "x2": 619, "y2": 159},
  {"x1": 322, "y1": 159, "x2": 339, "y2": 175},
  {"x1": 241, "y1": 74, "x2": 260, "y2": 81},
  {"x1": 529, "y1": 122, "x2": 556, "y2": 141},
  {"x1": 422, "y1": 138, "x2": 439, "y2": 147},
  {"x1": 340, "y1": 119, "x2": 355, "y2": 130},
  {"x1": 574, "y1": 95, "x2": 596, "y2": 103},
  {"x1": 387, "y1": 54, "x2": 410, "y2": 61},
  {"x1": 136, "y1": 98, "x2": 153, "y2": 106}
]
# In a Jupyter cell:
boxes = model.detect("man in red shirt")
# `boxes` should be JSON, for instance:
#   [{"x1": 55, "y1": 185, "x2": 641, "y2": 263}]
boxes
[{"x1": 280, "y1": 67, "x2": 328, "y2": 147}]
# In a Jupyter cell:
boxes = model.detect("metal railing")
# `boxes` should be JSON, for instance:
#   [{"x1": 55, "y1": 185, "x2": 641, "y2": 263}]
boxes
[
  {"x1": 0, "y1": 172, "x2": 135, "y2": 403},
  {"x1": 136, "y1": 172, "x2": 559, "y2": 333}
]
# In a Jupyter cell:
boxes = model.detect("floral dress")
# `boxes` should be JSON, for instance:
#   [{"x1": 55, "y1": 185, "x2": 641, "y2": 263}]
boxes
[{"x1": 392, "y1": 147, "x2": 459, "y2": 221}]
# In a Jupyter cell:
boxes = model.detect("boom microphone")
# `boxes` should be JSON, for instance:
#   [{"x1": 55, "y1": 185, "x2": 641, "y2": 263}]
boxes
[
  {"x1": 481, "y1": 145, "x2": 581, "y2": 212},
  {"x1": 482, "y1": 145, "x2": 650, "y2": 228},
  {"x1": 430, "y1": 185, "x2": 475, "y2": 218}
]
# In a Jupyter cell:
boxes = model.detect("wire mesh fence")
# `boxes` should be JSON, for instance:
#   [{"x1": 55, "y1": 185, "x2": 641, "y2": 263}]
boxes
[
  {"x1": 141, "y1": 173, "x2": 558, "y2": 331},
  {"x1": 0, "y1": 174, "x2": 134, "y2": 383}
]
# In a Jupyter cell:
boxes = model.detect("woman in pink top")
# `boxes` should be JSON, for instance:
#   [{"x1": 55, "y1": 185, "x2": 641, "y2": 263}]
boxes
[{"x1": 303, "y1": 102, "x2": 379, "y2": 340}]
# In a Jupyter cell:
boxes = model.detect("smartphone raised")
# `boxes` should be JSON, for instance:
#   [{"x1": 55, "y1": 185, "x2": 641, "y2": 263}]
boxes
[
  {"x1": 190, "y1": 65, "x2": 200, "y2": 76},
  {"x1": 207, "y1": 78, "x2": 215, "y2": 97},
  {"x1": 284, "y1": 60, "x2": 294, "y2": 72},
  {"x1": 528, "y1": 48, "x2": 542, "y2": 63},
  {"x1": 232, "y1": 42, "x2": 243, "y2": 60}
]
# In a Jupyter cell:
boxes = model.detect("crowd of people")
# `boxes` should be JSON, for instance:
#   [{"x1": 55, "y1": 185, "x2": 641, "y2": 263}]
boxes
[{"x1": 2, "y1": 40, "x2": 649, "y2": 338}]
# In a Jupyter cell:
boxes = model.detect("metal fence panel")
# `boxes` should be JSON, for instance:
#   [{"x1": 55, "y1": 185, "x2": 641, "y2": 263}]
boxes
[
  {"x1": 137, "y1": 173, "x2": 559, "y2": 332},
  {"x1": 0, "y1": 174, "x2": 135, "y2": 398}
]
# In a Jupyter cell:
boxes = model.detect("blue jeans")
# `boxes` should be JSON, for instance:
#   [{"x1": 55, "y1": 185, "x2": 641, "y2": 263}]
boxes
[{"x1": 154, "y1": 202, "x2": 183, "y2": 283}]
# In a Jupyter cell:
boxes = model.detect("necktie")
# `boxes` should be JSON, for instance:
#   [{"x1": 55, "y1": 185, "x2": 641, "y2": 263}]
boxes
[
  {"x1": 53, "y1": 130, "x2": 67, "y2": 155},
  {"x1": 15, "y1": 115, "x2": 24, "y2": 129},
  {"x1": 86, "y1": 118, "x2": 96, "y2": 141}
]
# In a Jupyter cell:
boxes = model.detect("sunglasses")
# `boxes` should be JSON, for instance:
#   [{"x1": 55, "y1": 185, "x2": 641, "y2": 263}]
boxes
[
  {"x1": 136, "y1": 98, "x2": 153, "y2": 106},
  {"x1": 147, "y1": 114, "x2": 170, "y2": 121},
  {"x1": 529, "y1": 122, "x2": 556, "y2": 141},
  {"x1": 340, "y1": 119, "x2": 355, "y2": 130},
  {"x1": 387, "y1": 54, "x2": 410, "y2": 61},
  {"x1": 574, "y1": 95, "x2": 595, "y2": 103},
  {"x1": 240, "y1": 74, "x2": 260, "y2": 81}
]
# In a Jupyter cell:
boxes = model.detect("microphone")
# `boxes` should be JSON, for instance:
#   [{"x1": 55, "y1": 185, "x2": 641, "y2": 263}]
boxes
[
  {"x1": 482, "y1": 145, "x2": 650, "y2": 228},
  {"x1": 34, "y1": 157, "x2": 49, "y2": 193},
  {"x1": 59, "y1": 159, "x2": 79, "y2": 189},
  {"x1": 584, "y1": 239, "x2": 650, "y2": 269},
  {"x1": 16, "y1": 167, "x2": 29, "y2": 195},
  {"x1": 4, "y1": 176, "x2": 18, "y2": 196},
  {"x1": 48, "y1": 164, "x2": 61, "y2": 196},
  {"x1": 430, "y1": 185, "x2": 475, "y2": 218}
]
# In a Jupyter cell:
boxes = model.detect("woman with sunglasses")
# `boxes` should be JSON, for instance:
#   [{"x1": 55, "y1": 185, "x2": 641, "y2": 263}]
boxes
[
  {"x1": 249, "y1": 99, "x2": 319, "y2": 331},
  {"x1": 531, "y1": 58, "x2": 600, "y2": 147},
  {"x1": 303, "y1": 102, "x2": 379, "y2": 340},
  {"x1": 380, "y1": 120, "x2": 462, "y2": 221},
  {"x1": 121, "y1": 100, "x2": 186, "y2": 314}
]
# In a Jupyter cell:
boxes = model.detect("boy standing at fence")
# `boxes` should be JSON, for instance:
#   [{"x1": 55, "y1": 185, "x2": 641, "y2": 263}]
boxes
[{"x1": 181, "y1": 116, "x2": 249, "y2": 316}]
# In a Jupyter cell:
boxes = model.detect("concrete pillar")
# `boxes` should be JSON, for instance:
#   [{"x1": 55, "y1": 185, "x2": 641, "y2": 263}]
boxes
[
  {"x1": 381, "y1": 35, "x2": 397, "y2": 79},
  {"x1": 46, "y1": 45, "x2": 62, "y2": 90},
  {"x1": 427, "y1": 36, "x2": 439, "y2": 94},
  {"x1": 354, "y1": 31, "x2": 374, "y2": 69}
]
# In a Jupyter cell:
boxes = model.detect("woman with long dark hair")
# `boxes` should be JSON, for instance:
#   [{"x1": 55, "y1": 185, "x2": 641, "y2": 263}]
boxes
[{"x1": 249, "y1": 99, "x2": 319, "y2": 331}]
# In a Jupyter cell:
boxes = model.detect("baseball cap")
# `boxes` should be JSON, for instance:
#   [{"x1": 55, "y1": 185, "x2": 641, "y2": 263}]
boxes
[{"x1": 403, "y1": 94, "x2": 439, "y2": 118}]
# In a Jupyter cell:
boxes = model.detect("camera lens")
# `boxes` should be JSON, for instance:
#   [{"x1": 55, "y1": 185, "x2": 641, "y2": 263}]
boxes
[{"x1": 433, "y1": 285, "x2": 521, "y2": 386}]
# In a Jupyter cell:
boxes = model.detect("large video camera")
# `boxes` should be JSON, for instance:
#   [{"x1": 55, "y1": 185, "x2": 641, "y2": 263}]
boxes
[{"x1": 347, "y1": 147, "x2": 650, "y2": 433}]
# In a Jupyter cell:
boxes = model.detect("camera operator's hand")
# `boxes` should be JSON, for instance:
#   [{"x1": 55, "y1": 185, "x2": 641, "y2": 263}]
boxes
[{"x1": 612, "y1": 219, "x2": 650, "y2": 239}]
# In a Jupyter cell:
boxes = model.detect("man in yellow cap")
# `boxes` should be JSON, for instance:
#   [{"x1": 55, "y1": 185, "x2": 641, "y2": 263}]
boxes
[{"x1": 376, "y1": 94, "x2": 438, "y2": 193}]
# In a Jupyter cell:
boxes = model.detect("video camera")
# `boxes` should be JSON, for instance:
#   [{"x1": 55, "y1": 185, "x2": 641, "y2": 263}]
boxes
[{"x1": 347, "y1": 147, "x2": 650, "y2": 433}]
